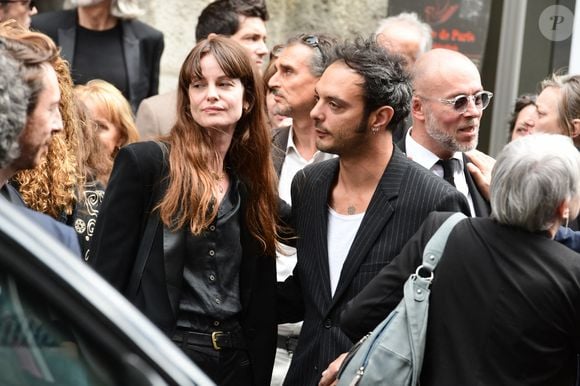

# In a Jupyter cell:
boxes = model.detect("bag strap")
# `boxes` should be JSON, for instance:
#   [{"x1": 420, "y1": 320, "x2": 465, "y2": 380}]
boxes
[
  {"x1": 408, "y1": 212, "x2": 467, "y2": 385},
  {"x1": 421, "y1": 212, "x2": 467, "y2": 273},
  {"x1": 126, "y1": 141, "x2": 169, "y2": 300}
]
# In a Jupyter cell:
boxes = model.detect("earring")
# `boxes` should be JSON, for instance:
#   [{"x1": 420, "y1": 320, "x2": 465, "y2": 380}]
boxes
[
  {"x1": 563, "y1": 209, "x2": 570, "y2": 228},
  {"x1": 371, "y1": 126, "x2": 379, "y2": 134}
]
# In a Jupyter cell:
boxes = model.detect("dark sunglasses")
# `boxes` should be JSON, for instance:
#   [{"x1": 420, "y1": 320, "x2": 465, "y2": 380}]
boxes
[
  {"x1": 301, "y1": 34, "x2": 326, "y2": 61},
  {"x1": 421, "y1": 91, "x2": 493, "y2": 114},
  {"x1": 0, "y1": 0, "x2": 35, "y2": 9}
]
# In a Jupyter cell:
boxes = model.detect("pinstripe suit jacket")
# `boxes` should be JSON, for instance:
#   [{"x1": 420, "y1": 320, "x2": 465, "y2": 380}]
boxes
[{"x1": 278, "y1": 146, "x2": 470, "y2": 385}]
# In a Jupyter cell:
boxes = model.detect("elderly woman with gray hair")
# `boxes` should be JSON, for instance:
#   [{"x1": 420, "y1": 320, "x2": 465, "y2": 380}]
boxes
[
  {"x1": 336, "y1": 134, "x2": 580, "y2": 386},
  {"x1": 31, "y1": 0, "x2": 164, "y2": 112}
]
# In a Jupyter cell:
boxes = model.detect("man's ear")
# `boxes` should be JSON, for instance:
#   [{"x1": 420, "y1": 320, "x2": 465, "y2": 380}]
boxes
[
  {"x1": 556, "y1": 198, "x2": 571, "y2": 224},
  {"x1": 369, "y1": 105, "x2": 394, "y2": 130},
  {"x1": 411, "y1": 96, "x2": 425, "y2": 122},
  {"x1": 570, "y1": 118, "x2": 580, "y2": 139}
]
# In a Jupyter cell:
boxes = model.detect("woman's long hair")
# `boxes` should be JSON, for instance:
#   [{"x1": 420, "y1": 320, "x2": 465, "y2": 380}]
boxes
[{"x1": 158, "y1": 36, "x2": 279, "y2": 255}]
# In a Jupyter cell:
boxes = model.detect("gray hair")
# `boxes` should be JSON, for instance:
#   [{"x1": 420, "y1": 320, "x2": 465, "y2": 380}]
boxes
[
  {"x1": 490, "y1": 133, "x2": 580, "y2": 232},
  {"x1": 286, "y1": 33, "x2": 337, "y2": 77},
  {"x1": 110, "y1": 0, "x2": 144, "y2": 19},
  {"x1": 0, "y1": 44, "x2": 30, "y2": 168},
  {"x1": 375, "y1": 12, "x2": 432, "y2": 58},
  {"x1": 67, "y1": 0, "x2": 143, "y2": 19}
]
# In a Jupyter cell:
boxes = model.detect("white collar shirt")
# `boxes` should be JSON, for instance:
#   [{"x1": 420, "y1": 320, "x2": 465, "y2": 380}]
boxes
[
  {"x1": 277, "y1": 126, "x2": 336, "y2": 205},
  {"x1": 404, "y1": 128, "x2": 475, "y2": 216}
]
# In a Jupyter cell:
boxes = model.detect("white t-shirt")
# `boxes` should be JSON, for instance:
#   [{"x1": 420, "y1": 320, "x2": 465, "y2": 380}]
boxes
[{"x1": 327, "y1": 207, "x2": 365, "y2": 297}]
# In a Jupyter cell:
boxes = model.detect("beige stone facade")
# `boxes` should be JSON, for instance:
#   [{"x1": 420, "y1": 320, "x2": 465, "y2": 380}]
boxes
[{"x1": 138, "y1": 0, "x2": 389, "y2": 92}]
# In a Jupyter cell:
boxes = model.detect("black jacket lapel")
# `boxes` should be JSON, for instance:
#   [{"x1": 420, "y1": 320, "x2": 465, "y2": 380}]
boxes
[{"x1": 329, "y1": 148, "x2": 404, "y2": 308}]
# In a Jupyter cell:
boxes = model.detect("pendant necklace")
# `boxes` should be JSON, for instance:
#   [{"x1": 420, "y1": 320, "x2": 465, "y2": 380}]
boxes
[{"x1": 213, "y1": 172, "x2": 225, "y2": 193}]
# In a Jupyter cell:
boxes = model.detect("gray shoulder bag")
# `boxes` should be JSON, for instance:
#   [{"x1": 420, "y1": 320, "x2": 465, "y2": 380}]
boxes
[{"x1": 337, "y1": 212, "x2": 467, "y2": 386}]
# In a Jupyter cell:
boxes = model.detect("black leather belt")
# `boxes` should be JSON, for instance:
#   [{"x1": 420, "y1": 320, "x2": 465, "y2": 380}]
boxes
[
  {"x1": 277, "y1": 334, "x2": 299, "y2": 353},
  {"x1": 173, "y1": 330, "x2": 246, "y2": 351}
]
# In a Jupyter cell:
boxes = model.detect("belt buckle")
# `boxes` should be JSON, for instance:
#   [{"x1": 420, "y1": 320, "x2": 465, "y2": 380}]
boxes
[{"x1": 211, "y1": 331, "x2": 224, "y2": 351}]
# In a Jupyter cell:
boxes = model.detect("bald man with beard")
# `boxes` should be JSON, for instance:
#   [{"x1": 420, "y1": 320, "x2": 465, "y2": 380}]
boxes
[{"x1": 397, "y1": 48, "x2": 493, "y2": 217}]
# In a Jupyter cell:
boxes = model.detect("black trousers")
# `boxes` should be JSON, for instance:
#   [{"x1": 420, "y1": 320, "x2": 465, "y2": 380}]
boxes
[{"x1": 174, "y1": 341, "x2": 254, "y2": 386}]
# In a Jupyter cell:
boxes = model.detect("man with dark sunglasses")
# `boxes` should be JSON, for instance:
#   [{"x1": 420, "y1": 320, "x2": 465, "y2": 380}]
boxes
[
  {"x1": 397, "y1": 48, "x2": 493, "y2": 217},
  {"x1": 0, "y1": 0, "x2": 37, "y2": 28}
]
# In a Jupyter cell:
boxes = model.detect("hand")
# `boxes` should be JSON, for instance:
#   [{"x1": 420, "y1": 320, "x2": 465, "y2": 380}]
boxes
[
  {"x1": 319, "y1": 352, "x2": 347, "y2": 386},
  {"x1": 465, "y1": 149, "x2": 495, "y2": 201}
]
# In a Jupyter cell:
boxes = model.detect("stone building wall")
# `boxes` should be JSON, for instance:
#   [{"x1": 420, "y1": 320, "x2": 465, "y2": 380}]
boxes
[{"x1": 138, "y1": 0, "x2": 390, "y2": 92}]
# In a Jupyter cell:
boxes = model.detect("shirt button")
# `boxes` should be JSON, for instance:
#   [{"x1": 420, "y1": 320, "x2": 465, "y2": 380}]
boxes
[
  {"x1": 213, "y1": 321, "x2": 220, "y2": 327},
  {"x1": 215, "y1": 298, "x2": 221, "y2": 304},
  {"x1": 209, "y1": 250, "x2": 215, "y2": 256},
  {"x1": 209, "y1": 274, "x2": 216, "y2": 281},
  {"x1": 323, "y1": 319, "x2": 332, "y2": 329},
  {"x1": 209, "y1": 225, "x2": 216, "y2": 231}
]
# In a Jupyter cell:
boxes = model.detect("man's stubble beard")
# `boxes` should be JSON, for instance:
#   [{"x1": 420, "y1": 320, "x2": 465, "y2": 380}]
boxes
[{"x1": 424, "y1": 109, "x2": 478, "y2": 153}]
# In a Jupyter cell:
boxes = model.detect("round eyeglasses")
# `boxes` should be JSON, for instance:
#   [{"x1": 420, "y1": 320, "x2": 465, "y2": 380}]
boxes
[{"x1": 420, "y1": 91, "x2": 494, "y2": 114}]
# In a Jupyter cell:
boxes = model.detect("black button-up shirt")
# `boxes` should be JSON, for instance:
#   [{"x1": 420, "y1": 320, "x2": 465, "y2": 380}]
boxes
[{"x1": 176, "y1": 176, "x2": 243, "y2": 331}]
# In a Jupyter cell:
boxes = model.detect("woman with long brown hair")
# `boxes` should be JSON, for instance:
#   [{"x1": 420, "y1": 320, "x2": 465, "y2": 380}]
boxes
[{"x1": 90, "y1": 35, "x2": 279, "y2": 385}]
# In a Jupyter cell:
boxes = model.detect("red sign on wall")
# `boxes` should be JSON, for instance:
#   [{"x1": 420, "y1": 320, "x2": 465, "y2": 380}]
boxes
[{"x1": 388, "y1": 0, "x2": 492, "y2": 69}]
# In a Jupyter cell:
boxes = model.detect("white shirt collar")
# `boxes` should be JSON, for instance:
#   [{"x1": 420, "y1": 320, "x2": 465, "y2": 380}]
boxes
[
  {"x1": 284, "y1": 125, "x2": 335, "y2": 163},
  {"x1": 285, "y1": 125, "x2": 298, "y2": 153},
  {"x1": 405, "y1": 128, "x2": 464, "y2": 170}
]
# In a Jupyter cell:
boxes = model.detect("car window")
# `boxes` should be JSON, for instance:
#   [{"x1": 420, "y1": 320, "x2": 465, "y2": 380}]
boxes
[
  {"x1": 0, "y1": 272, "x2": 115, "y2": 385},
  {"x1": 0, "y1": 268, "x2": 171, "y2": 386},
  {"x1": 0, "y1": 202, "x2": 210, "y2": 386}
]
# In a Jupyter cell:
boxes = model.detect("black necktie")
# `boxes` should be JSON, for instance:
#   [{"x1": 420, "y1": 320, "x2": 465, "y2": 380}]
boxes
[{"x1": 436, "y1": 158, "x2": 459, "y2": 187}]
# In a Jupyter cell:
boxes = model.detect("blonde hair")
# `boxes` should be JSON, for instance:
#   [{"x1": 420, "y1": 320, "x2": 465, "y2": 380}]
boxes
[
  {"x1": 75, "y1": 79, "x2": 140, "y2": 156},
  {"x1": 73, "y1": 97, "x2": 114, "y2": 186}
]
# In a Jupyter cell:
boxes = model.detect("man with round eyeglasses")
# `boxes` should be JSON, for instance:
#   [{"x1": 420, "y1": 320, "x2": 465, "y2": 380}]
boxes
[
  {"x1": 0, "y1": 0, "x2": 37, "y2": 29},
  {"x1": 397, "y1": 48, "x2": 493, "y2": 217}
]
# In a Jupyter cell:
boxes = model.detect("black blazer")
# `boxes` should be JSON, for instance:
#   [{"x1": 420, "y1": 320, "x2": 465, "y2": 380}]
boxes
[
  {"x1": 32, "y1": 10, "x2": 164, "y2": 112},
  {"x1": 89, "y1": 141, "x2": 276, "y2": 386},
  {"x1": 396, "y1": 138, "x2": 491, "y2": 217},
  {"x1": 277, "y1": 146, "x2": 470, "y2": 386},
  {"x1": 341, "y1": 212, "x2": 580, "y2": 385}
]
